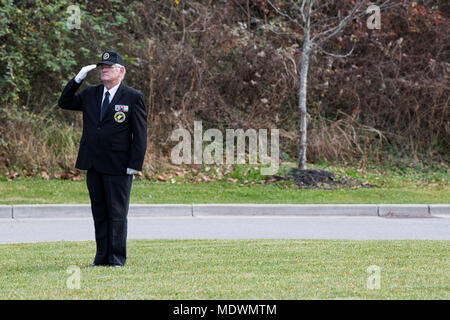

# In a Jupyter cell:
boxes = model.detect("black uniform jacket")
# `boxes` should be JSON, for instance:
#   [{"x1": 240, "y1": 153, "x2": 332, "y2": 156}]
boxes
[{"x1": 58, "y1": 78, "x2": 147, "y2": 175}]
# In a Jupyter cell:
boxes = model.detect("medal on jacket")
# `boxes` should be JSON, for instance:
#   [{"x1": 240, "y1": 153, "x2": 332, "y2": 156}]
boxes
[
  {"x1": 115, "y1": 105, "x2": 128, "y2": 112},
  {"x1": 114, "y1": 111, "x2": 126, "y2": 123}
]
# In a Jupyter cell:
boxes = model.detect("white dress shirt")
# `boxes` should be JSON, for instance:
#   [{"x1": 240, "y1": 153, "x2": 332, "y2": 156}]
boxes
[{"x1": 102, "y1": 82, "x2": 121, "y2": 104}]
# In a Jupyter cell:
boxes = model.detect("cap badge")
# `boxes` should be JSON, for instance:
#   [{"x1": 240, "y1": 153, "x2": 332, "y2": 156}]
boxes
[{"x1": 103, "y1": 52, "x2": 110, "y2": 60}]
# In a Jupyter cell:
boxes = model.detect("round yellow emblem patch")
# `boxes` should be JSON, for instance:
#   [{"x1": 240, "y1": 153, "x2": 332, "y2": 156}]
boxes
[
  {"x1": 103, "y1": 52, "x2": 110, "y2": 60},
  {"x1": 114, "y1": 111, "x2": 126, "y2": 123}
]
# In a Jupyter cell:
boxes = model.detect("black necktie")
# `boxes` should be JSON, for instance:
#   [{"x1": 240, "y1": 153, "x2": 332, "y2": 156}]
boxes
[{"x1": 100, "y1": 91, "x2": 110, "y2": 120}]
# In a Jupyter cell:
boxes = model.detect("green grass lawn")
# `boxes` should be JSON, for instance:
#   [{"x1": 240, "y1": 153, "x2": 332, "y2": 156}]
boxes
[
  {"x1": 1, "y1": 178, "x2": 448, "y2": 204},
  {"x1": 0, "y1": 162, "x2": 448, "y2": 204},
  {"x1": 0, "y1": 239, "x2": 448, "y2": 299}
]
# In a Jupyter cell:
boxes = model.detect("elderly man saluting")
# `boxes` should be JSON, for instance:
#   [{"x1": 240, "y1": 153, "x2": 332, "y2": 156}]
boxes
[{"x1": 58, "y1": 51, "x2": 147, "y2": 267}]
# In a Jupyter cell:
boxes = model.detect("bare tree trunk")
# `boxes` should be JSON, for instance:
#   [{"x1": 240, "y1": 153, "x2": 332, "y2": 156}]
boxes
[
  {"x1": 298, "y1": 0, "x2": 312, "y2": 170},
  {"x1": 298, "y1": 38, "x2": 310, "y2": 170}
]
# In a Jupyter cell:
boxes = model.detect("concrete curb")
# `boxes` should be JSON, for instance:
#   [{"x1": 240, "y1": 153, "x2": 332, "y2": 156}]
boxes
[
  {"x1": 0, "y1": 204, "x2": 448, "y2": 219},
  {"x1": 0, "y1": 205, "x2": 12, "y2": 219},
  {"x1": 429, "y1": 204, "x2": 450, "y2": 216},
  {"x1": 378, "y1": 204, "x2": 430, "y2": 217},
  {"x1": 12, "y1": 204, "x2": 91, "y2": 219},
  {"x1": 130, "y1": 204, "x2": 192, "y2": 217},
  {"x1": 192, "y1": 204, "x2": 379, "y2": 216}
]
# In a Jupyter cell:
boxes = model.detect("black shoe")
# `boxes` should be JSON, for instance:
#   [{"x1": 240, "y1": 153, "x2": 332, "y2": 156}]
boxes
[
  {"x1": 110, "y1": 264, "x2": 123, "y2": 268},
  {"x1": 84, "y1": 262, "x2": 109, "y2": 268},
  {"x1": 84, "y1": 263, "x2": 98, "y2": 268}
]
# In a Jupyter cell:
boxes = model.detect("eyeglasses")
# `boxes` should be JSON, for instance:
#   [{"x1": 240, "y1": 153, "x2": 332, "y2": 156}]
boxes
[{"x1": 100, "y1": 65, "x2": 121, "y2": 70}]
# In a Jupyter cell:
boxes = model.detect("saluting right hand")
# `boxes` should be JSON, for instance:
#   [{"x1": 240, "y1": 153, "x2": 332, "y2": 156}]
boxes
[{"x1": 74, "y1": 64, "x2": 97, "y2": 83}]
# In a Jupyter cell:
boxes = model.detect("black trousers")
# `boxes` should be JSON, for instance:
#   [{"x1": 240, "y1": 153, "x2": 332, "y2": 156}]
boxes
[{"x1": 86, "y1": 167, "x2": 133, "y2": 266}]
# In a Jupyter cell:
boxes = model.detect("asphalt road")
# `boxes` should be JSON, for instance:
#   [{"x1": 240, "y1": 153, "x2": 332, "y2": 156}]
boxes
[{"x1": 0, "y1": 215, "x2": 449, "y2": 244}]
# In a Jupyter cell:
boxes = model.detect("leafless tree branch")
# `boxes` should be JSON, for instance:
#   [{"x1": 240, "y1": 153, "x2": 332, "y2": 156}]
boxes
[{"x1": 314, "y1": 41, "x2": 357, "y2": 58}]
